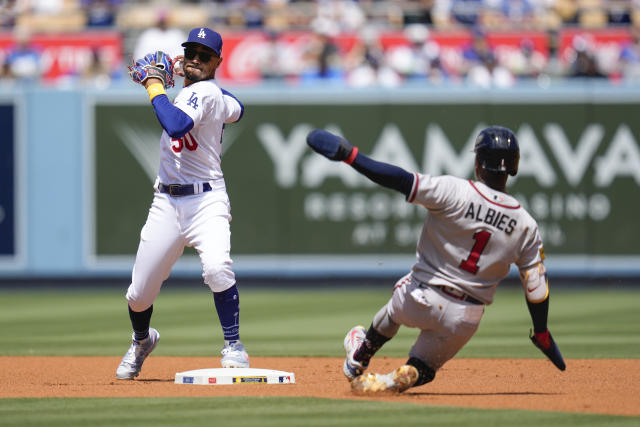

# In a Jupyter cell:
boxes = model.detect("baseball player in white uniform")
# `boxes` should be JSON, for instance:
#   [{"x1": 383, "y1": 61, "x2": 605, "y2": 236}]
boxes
[
  {"x1": 307, "y1": 126, "x2": 565, "y2": 393},
  {"x1": 116, "y1": 27, "x2": 250, "y2": 380}
]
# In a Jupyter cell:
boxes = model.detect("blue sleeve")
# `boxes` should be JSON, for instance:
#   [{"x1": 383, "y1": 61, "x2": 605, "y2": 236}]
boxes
[
  {"x1": 351, "y1": 153, "x2": 415, "y2": 198},
  {"x1": 151, "y1": 94, "x2": 194, "y2": 138},
  {"x1": 221, "y1": 88, "x2": 244, "y2": 122}
]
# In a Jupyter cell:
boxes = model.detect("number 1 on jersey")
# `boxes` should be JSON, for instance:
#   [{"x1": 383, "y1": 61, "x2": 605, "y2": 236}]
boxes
[{"x1": 460, "y1": 230, "x2": 491, "y2": 274}]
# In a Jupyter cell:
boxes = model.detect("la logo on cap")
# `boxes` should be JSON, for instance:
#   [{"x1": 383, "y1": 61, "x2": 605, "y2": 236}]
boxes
[{"x1": 198, "y1": 28, "x2": 206, "y2": 39}]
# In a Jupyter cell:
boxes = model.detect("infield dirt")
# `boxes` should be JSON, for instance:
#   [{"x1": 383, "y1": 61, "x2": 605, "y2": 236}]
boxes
[{"x1": 1, "y1": 356, "x2": 638, "y2": 416}]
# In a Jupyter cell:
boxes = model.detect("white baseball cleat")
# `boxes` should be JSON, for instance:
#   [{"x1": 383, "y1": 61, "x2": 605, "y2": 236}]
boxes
[
  {"x1": 116, "y1": 328, "x2": 160, "y2": 380},
  {"x1": 350, "y1": 364, "x2": 419, "y2": 394},
  {"x1": 343, "y1": 325, "x2": 367, "y2": 380},
  {"x1": 221, "y1": 340, "x2": 250, "y2": 368}
]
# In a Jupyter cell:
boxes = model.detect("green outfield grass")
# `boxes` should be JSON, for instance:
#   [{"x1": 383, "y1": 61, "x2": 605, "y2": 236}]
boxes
[
  {"x1": 0, "y1": 284, "x2": 638, "y2": 426},
  {"x1": 0, "y1": 285, "x2": 637, "y2": 358},
  {"x1": 0, "y1": 396, "x2": 638, "y2": 427}
]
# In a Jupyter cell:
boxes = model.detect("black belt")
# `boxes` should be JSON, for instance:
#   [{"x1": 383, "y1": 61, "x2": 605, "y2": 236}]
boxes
[
  {"x1": 159, "y1": 182, "x2": 212, "y2": 197},
  {"x1": 421, "y1": 284, "x2": 483, "y2": 305},
  {"x1": 439, "y1": 286, "x2": 483, "y2": 305}
]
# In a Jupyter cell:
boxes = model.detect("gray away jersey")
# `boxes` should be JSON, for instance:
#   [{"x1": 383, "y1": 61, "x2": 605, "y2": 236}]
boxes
[{"x1": 407, "y1": 174, "x2": 544, "y2": 304}]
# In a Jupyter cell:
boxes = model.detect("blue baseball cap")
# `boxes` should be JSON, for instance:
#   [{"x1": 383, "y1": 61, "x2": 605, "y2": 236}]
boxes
[{"x1": 182, "y1": 27, "x2": 223, "y2": 57}]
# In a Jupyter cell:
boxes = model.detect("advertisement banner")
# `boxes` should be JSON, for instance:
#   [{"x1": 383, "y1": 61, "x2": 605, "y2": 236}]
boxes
[
  {"x1": 0, "y1": 104, "x2": 15, "y2": 256},
  {"x1": 217, "y1": 30, "x2": 551, "y2": 83},
  {"x1": 0, "y1": 31, "x2": 122, "y2": 81},
  {"x1": 93, "y1": 98, "x2": 640, "y2": 259}
]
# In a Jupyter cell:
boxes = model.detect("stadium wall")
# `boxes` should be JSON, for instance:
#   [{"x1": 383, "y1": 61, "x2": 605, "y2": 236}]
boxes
[{"x1": 0, "y1": 82, "x2": 639, "y2": 281}]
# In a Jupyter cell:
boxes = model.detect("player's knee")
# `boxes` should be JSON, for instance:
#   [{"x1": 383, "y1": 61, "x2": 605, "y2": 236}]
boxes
[
  {"x1": 126, "y1": 288, "x2": 153, "y2": 312},
  {"x1": 203, "y1": 262, "x2": 235, "y2": 293},
  {"x1": 406, "y1": 357, "x2": 436, "y2": 387}
]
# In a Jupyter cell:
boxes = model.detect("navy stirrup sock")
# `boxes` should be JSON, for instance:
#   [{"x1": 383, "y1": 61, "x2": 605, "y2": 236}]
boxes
[
  {"x1": 129, "y1": 305, "x2": 153, "y2": 341},
  {"x1": 213, "y1": 285, "x2": 240, "y2": 342}
]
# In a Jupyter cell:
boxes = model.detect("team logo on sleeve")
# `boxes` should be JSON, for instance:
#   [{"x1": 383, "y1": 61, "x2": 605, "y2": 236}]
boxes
[{"x1": 187, "y1": 92, "x2": 199, "y2": 109}]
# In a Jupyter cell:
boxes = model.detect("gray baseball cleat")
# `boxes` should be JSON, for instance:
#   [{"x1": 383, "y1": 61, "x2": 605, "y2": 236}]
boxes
[
  {"x1": 221, "y1": 340, "x2": 250, "y2": 368},
  {"x1": 343, "y1": 325, "x2": 367, "y2": 380},
  {"x1": 350, "y1": 365, "x2": 419, "y2": 394},
  {"x1": 116, "y1": 328, "x2": 160, "y2": 380}
]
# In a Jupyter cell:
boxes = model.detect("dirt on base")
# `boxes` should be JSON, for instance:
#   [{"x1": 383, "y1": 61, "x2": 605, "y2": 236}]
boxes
[{"x1": 1, "y1": 356, "x2": 638, "y2": 416}]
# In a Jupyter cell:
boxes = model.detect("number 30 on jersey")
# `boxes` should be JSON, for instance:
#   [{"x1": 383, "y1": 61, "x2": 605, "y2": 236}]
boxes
[{"x1": 171, "y1": 133, "x2": 199, "y2": 153}]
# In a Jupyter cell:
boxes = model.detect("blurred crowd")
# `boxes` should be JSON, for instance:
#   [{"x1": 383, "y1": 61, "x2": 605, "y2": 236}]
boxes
[{"x1": 2, "y1": 0, "x2": 640, "y2": 87}]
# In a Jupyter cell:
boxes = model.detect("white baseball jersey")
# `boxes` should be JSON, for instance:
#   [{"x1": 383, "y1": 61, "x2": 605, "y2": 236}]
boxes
[
  {"x1": 407, "y1": 174, "x2": 544, "y2": 304},
  {"x1": 126, "y1": 80, "x2": 244, "y2": 310},
  {"x1": 157, "y1": 80, "x2": 243, "y2": 184}
]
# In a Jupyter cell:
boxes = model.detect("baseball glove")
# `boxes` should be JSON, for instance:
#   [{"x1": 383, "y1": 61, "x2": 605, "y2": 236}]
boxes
[
  {"x1": 128, "y1": 50, "x2": 175, "y2": 89},
  {"x1": 530, "y1": 329, "x2": 566, "y2": 371}
]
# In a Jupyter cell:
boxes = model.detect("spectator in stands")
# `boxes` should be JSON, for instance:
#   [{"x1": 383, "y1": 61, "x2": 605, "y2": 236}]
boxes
[
  {"x1": 386, "y1": 24, "x2": 445, "y2": 83},
  {"x1": 345, "y1": 28, "x2": 402, "y2": 87},
  {"x1": 133, "y1": 9, "x2": 187, "y2": 61},
  {"x1": 300, "y1": 23, "x2": 344, "y2": 82},
  {"x1": 619, "y1": 24, "x2": 640, "y2": 80},
  {"x1": 312, "y1": 0, "x2": 366, "y2": 33},
  {"x1": 432, "y1": 0, "x2": 486, "y2": 28},
  {"x1": 553, "y1": 0, "x2": 579, "y2": 24},
  {"x1": 2, "y1": 27, "x2": 42, "y2": 84},
  {"x1": 81, "y1": 0, "x2": 121, "y2": 27},
  {"x1": 578, "y1": 0, "x2": 608, "y2": 28},
  {"x1": 507, "y1": 38, "x2": 547, "y2": 78},
  {"x1": 484, "y1": 0, "x2": 537, "y2": 29},
  {"x1": 608, "y1": 0, "x2": 632, "y2": 25},
  {"x1": 0, "y1": 0, "x2": 21, "y2": 28},
  {"x1": 427, "y1": 54, "x2": 450, "y2": 84},
  {"x1": 78, "y1": 46, "x2": 122, "y2": 88},
  {"x1": 227, "y1": 0, "x2": 265, "y2": 29},
  {"x1": 257, "y1": 31, "x2": 290, "y2": 81},
  {"x1": 569, "y1": 47, "x2": 606, "y2": 78},
  {"x1": 27, "y1": 0, "x2": 64, "y2": 15},
  {"x1": 451, "y1": 0, "x2": 486, "y2": 26},
  {"x1": 243, "y1": 0, "x2": 265, "y2": 28},
  {"x1": 568, "y1": 34, "x2": 606, "y2": 78},
  {"x1": 459, "y1": 27, "x2": 493, "y2": 76},
  {"x1": 466, "y1": 49, "x2": 516, "y2": 87},
  {"x1": 403, "y1": 0, "x2": 436, "y2": 25}
]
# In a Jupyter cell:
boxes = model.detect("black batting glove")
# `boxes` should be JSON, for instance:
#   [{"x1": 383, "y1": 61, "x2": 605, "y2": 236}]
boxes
[{"x1": 307, "y1": 129, "x2": 359, "y2": 164}]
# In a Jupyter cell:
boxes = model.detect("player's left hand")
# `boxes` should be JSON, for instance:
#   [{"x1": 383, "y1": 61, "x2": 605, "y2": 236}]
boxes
[
  {"x1": 530, "y1": 329, "x2": 566, "y2": 371},
  {"x1": 128, "y1": 50, "x2": 175, "y2": 89},
  {"x1": 307, "y1": 129, "x2": 356, "y2": 161}
]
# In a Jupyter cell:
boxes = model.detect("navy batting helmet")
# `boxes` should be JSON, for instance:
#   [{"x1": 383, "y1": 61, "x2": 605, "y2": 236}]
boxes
[{"x1": 474, "y1": 126, "x2": 519, "y2": 176}]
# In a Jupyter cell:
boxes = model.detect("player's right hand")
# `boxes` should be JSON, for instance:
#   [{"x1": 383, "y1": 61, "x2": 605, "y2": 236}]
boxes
[
  {"x1": 173, "y1": 55, "x2": 185, "y2": 77},
  {"x1": 307, "y1": 129, "x2": 357, "y2": 162}
]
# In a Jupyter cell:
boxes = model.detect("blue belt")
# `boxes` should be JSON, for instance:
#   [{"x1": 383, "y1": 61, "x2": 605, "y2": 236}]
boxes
[{"x1": 159, "y1": 182, "x2": 212, "y2": 197}]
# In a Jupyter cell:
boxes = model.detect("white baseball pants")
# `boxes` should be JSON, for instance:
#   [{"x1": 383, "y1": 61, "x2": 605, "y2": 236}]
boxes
[
  {"x1": 380, "y1": 274, "x2": 485, "y2": 371},
  {"x1": 126, "y1": 187, "x2": 235, "y2": 311}
]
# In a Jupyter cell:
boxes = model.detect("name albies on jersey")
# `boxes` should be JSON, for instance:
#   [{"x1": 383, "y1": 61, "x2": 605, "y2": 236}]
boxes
[{"x1": 407, "y1": 174, "x2": 543, "y2": 304}]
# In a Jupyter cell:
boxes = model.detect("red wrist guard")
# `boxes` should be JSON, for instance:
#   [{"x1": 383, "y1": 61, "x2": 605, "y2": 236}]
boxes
[
  {"x1": 344, "y1": 146, "x2": 359, "y2": 165},
  {"x1": 534, "y1": 330, "x2": 551, "y2": 349}
]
